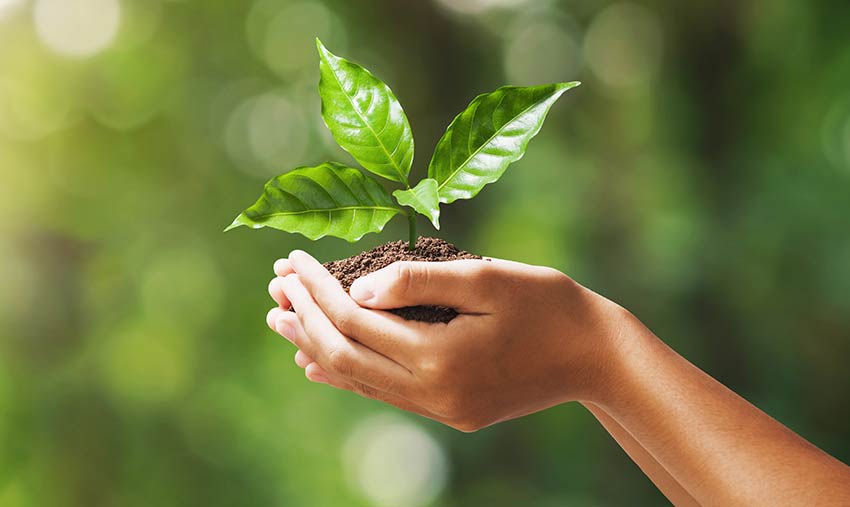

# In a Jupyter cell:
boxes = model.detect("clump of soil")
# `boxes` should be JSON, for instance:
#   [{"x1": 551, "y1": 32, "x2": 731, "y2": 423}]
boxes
[{"x1": 324, "y1": 236, "x2": 481, "y2": 323}]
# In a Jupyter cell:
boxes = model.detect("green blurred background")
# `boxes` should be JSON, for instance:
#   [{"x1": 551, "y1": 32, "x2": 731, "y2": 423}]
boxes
[{"x1": 2, "y1": 0, "x2": 849, "y2": 505}]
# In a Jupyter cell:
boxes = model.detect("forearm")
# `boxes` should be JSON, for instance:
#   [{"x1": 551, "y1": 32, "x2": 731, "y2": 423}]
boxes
[
  {"x1": 594, "y1": 312, "x2": 850, "y2": 505},
  {"x1": 584, "y1": 402, "x2": 699, "y2": 506}
]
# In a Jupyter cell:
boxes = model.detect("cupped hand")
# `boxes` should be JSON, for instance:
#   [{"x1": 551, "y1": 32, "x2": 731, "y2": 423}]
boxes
[{"x1": 267, "y1": 251, "x2": 628, "y2": 432}]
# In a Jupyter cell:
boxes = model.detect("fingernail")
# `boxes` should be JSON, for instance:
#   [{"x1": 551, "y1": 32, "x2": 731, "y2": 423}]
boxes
[
  {"x1": 268, "y1": 277, "x2": 281, "y2": 298},
  {"x1": 273, "y1": 258, "x2": 289, "y2": 275},
  {"x1": 275, "y1": 317, "x2": 295, "y2": 342},
  {"x1": 349, "y1": 278, "x2": 374, "y2": 303},
  {"x1": 288, "y1": 250, "x2": 308, "y2": 262},
  {"x1": 310, "y1": 374, "x2": 329, "y2": 384}
]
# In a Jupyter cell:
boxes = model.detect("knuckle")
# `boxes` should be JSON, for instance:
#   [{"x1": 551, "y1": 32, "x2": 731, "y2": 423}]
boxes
[
  {"x1": 468, "y1": 261, "x2": 498, "y2": 287},
  {"x1": 326, "y1": 347, "x2": 353, "y2": 376},
  {"x1": 394, "y1": 262, "x2": 414, "y2": 294},
  {"x1": 332, "y1": 307, "x2": 357, "y2": 335},
  {"x1": 393, "y1": 262, "x2": 425, "y2": 297}
]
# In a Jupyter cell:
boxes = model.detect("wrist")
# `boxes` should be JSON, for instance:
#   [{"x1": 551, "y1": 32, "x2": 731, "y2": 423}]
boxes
[{"x1": 576, "y1": 296, "x2": 657, "y2": 410}]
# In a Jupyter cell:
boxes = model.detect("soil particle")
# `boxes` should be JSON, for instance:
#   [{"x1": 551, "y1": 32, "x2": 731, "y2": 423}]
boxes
[{"x1": 323, "y1": 236, "x2": 482, "y2": 323}]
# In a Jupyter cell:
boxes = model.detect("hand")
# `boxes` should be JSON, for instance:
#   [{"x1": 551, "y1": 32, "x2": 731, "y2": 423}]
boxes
[
  {"x1": 267, "y1": 251, "x2": 628, "y2": 431},
  {"x1": 267, "y1": 252, "x2": 850, "y2": 505}
]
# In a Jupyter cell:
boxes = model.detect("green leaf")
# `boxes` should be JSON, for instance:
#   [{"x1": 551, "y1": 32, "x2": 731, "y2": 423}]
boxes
[
  {"x1": 428, "y1": 82, "x2": 580, "y2": 204},
  {"x1": 317, "y1": 39, "x2": 414, "y2": 185},
  {"x1": 225, "y1": 162, "x2": 402, "y2": 242},
  {"x1": 393, "y1": 178, "x2": 441, "y2": 230}
]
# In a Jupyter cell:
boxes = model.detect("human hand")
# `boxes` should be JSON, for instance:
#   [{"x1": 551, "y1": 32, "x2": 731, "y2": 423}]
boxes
[
  {"x1": 267, "y1": 251, "x2": 629, "y2": 431},
  {"x1": 268, "y1": 254, "x2": 850, "y2": 504}
]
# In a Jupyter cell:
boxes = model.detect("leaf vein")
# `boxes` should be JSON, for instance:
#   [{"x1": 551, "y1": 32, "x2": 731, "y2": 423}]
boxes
[
  {"x1": 437, "y1": 90, "x2": 559, "y2": 193},
  {"x1": 324, "y1": 57, "x2": 409, "y2": 183}
]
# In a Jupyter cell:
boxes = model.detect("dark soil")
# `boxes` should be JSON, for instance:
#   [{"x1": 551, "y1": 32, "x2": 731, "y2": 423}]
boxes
[{"x1": 324, "y1": 236, "x2": 482, "y2": 323}]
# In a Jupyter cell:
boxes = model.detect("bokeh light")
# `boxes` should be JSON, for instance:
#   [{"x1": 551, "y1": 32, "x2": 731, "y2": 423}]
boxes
[
  {"x1": 820, "y1": 97, "x2": 850, "y2": 170},
  {"x1": 84, "y1": 45, "x2": 185, "y2": 129},
  {"x1": 0, "y1": 77, "x2": 75, "y2": 140},
  {"x1": 344, "y1": 414, "x2": 449, "y2": 507},
  {"x1": 111, "y1": 0, "x2": 162, "y2": 50},
  {"x1": 246, "y1": 0, "x2": 346, "y2": 78},
  {"x1": 583, "y1": 2, "x2": 663, "y2": 91},
  {"x1": 225, "y1": 89, "x2": 311, "y2": 177},
  {"x1": 435, "y1": 0, "x2": 531, "y2": 16},
  {"x1": 503, "y1": 14, "x2": 582, "y2": 85},
  {"x1": 0, "y1": 0, "x2": 24, "y2": 20},
  {"x1": 34, "y1": 0, "x2": 121, "y2": 58}
]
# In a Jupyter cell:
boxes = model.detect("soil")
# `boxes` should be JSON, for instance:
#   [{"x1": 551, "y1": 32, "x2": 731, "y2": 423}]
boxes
[{"x1": 324, "y1": 236, "x2": 482, "y2": 323}]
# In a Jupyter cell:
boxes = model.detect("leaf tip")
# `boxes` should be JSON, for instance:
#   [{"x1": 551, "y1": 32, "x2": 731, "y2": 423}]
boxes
[
  {"x1": 223, "y1": 215, "x2": 245, "y2": 232},
  {"x1": 315, "y1": 38, "x2": 332, "y2": 59},
  {"x1": 557, "y1": 81, "x2": 582, "y2": 91}
]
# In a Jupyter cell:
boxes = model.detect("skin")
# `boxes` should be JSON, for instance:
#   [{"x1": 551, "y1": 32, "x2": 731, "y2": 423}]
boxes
[{"x1": 266, "y1": 251, "x2": 850, "y2": 506}]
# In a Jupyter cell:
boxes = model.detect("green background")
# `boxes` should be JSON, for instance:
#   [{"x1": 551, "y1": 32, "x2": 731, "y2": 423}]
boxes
[{"x1": 2, "y1": 0, "x2": 849, "y2": 505}]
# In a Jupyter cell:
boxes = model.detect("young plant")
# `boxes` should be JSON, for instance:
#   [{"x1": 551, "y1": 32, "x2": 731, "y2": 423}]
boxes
[{"x1": 225, "y1": 39, "x2": 579, "y2": 249}]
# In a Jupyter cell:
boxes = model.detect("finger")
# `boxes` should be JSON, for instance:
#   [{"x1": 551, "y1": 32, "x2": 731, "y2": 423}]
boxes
[
  {"x1": 273, "y1": 310, "x2": 306, "y2": 347},
  {"x1": 298, "y1": 358, "x2": 448, "y2": 424},
  {"x1": 274, "y1": 258, "x2": 294, "y2": 277},
  {"x1": 304, "y1": 362, "x2": 329, "y2": 384},
  {"x1": 271, "y1": 259, "x2": 295, "y2": 307},
  {"x1": 288, "y1": 250, "x2": 420, "y2": 361},
  {"x1": 280, "y1": 274, "x2": 414, "y2": 397},
  {"x1": 347, "y1": 259, "x2": 498, "y2": 311},
  {"x1": 294, "y1": 349, "x2": 312, "y2": 368},
  {"x1": 268, "y1": 277, "x2": 291, "y2": 309},
  {"x1": 303, "y1": 362, "x2": 445, "y2": 423},
  {"x1": 267, "y1": 307, "x2": 287, "y2": 331}
]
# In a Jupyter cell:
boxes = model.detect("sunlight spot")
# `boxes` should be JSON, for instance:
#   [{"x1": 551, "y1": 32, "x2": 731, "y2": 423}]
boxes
[
  {"x1": 435, "y1": 0, "x2": 531, "y2": 16},
  {"x1": 113, "y1": 0, "x2": 162, "y2": 50},
  {"x1": 225, "y1": 91, "x2": 310, "y2": 177},
  {"x1": 246, "y1": 0, "x2": 346, "y2": 77},
  {"x1": 343, "y1": 414, "x2": 449, "y2": 507},
  {"x1": 0, "y1": 0, "x2": 25, "y2": 20},
  {"x1": 820, "y1": 97, "x2": 850, "y2": 171},
  {"x1": 0, "y1": 78, "x2": 75, "y2": 140},
  {"x1": 34, "y1": 0, "x2": 121, "y2": 58},
  {"x1": 504, "y1": 16, "x2": 581, "y2": 85},
  {"x1": 583, "y1": 3, "x2": 663, "y2": 91}
]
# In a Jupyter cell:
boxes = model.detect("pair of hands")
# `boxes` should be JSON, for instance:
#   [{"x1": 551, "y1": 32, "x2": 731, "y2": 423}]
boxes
[{"x1": 266, "y1": 250, "x2": 629, "y2": 431}]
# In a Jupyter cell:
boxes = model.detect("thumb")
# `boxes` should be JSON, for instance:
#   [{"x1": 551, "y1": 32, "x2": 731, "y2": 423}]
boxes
[{"x1": 349, "y1": 259, "x2": 492, "y2": 311}]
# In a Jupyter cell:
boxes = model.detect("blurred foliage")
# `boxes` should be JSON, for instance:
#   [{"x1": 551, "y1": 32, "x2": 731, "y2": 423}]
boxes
[{"x1": 1, "y1": 0, "x2": 850, "y2": 505}]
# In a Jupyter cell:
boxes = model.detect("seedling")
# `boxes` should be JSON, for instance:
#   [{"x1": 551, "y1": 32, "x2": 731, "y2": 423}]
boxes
[{"x1": 226, "y1": 39, "x2": 579, "y2": 249}]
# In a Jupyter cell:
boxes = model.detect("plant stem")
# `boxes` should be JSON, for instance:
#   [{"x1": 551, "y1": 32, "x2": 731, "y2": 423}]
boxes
[{"x1": 407, "y1": 211, "x2": 417, "y2": 250}]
